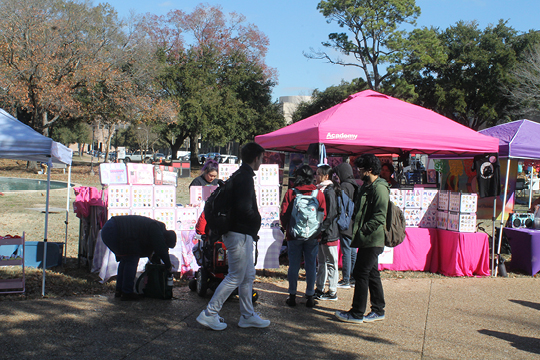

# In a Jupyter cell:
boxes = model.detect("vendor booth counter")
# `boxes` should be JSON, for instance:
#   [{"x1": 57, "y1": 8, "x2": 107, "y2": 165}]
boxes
[
  {"x1": 504, "y1": 228, "x2": 540, "y2": 275},
  {"x1": 378, "y1": 228, "x2": 490, "y2": 277}
]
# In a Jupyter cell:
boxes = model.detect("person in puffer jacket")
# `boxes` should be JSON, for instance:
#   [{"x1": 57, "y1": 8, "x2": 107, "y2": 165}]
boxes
[{"x1": 314, "y1": 165, "x2": 340, "y2": 302}]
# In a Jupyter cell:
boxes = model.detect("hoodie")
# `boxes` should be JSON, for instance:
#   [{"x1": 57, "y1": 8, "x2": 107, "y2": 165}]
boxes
[{"x1": 333, "y1": 162, "x2": 359, "y2": 238}]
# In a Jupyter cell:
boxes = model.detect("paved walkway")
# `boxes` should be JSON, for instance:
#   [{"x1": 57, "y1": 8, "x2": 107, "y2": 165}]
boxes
[{"x1": 1, "y1": 277, "x2": 539, "y2": 359}]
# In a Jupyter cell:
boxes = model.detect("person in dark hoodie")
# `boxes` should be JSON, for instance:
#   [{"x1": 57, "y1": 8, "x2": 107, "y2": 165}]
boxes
[
  {"x1": 101, "y1": 215, "x2": 177, "y2": 301},
  {"x1": 314, "y1": 165, "x2": 340, "y2": 301},
  {"x1": 333, "y1": 162, "x2": 359, "y2": 289},
  {"x1": 280, "y1": 165, "x2": 327, "y2": 308}
]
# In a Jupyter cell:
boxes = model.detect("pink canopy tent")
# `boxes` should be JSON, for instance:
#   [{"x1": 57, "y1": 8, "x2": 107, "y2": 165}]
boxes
[{"x1": 255, "y1": 90, "x2": 499, "y2": 156}]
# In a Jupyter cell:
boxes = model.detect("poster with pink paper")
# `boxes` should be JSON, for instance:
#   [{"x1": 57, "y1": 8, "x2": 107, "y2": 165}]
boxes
[
  {"x1": 154, "y1": 185, "x2": 176, "y2": 208},
  {"x1": 218, "y1": 164, "x2": 239, "y2": 181},
  {"x1": 176, "y1": 207, "x2": 200, "y2": 231},
  {"x1": 258, "y1": 186, "x2": 280, "y2": 207},
  {"x1": 154, "y1": 209, "x2": 176, "y2": 230},
  {"x1": 126, "y1": 163, "x2": 154, "y2": 185},
  {"x1": 108, "y1": 185, "x2": 131, "y2": 208},
  {"x1": 189, "y1": 186, "x2": 217, "y2": 205},
  {"x1": 257, "y1": 164, "x2": 279, "y2": 186},
  {"x1": 131, "y1": 185, "x2": 154, "y2": 208},
  {"x1": 260, "y1": 206, "x2": 280, "y2": 229},
  {"x1": 99, "y1": 163, "x2": 128, "y2": 185}
]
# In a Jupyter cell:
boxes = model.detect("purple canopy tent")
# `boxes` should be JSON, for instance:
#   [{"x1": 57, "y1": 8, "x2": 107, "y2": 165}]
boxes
[{"x1": 479, "y1": 120, "x2": 540, "y2": 275}]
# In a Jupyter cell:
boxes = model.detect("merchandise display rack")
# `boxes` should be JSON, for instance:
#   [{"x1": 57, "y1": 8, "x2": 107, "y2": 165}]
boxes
[{"x1": 0, "y1": 233, "x2": 25, "y2": 294}]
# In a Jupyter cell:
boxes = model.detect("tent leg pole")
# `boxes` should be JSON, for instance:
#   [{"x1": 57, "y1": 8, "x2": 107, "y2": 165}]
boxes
[
  {"x1": 496, "y1": 158, "x2": 511, "y2": 277},
  {"x1": 529, "y1": 168, "x2": 533, "y2": 209},
  {"x1": 64, "y1": 165, "x2": 72, "y2": 265},
  {"x1": 42, "y1": 160, "x2": 52, "y2": 296},
  {"x1": 491, "y1": 197, "x2": 496, "y2": 276}
]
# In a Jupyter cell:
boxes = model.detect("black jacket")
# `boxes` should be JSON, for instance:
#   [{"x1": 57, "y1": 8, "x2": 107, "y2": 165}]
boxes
[
  {"x1": 320, "y1": 184, "x2": 340, "y2": 244},
  {"x1": 104, "y1": 215, "x2": 172, "y2": 268},
  {"x1": 189, "y1": 175, "x2": 219, "y2": 187},
  {"x1": 334, "y1": 162, "x2": 359, "y2": 238},
  {"x1": 229, "y1": 163, "x2": 261, "y2": 239}
]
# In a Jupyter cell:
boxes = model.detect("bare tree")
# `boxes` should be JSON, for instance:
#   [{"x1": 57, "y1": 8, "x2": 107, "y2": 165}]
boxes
[{"x1": 508, "y1": 44, "x2": 540, "y2": 121}]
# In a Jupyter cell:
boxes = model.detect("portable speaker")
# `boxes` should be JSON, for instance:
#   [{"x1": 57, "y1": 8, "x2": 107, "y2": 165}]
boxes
[{"x1": 509, "y1": 213, "x2": 534, "y2": 228}]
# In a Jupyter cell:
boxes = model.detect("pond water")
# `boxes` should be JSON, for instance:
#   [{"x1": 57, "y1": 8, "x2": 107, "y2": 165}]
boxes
[{"x1": 0, "y1": 177, "x2": 69, "y2": 191}]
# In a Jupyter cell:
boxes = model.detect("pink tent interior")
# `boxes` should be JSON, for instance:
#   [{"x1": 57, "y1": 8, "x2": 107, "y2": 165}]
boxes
[{"x1": 255, "y1": 90, "x2": 499, "y2": 156}]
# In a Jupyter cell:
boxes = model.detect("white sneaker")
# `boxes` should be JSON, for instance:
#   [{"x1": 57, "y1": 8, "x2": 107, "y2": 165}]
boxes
[
  {"x1": 196, "y1": 310, "x2": 227, "y2": 331},
  {"x1": 238, "y1": 312, "x2": 271, "y2": 328}
]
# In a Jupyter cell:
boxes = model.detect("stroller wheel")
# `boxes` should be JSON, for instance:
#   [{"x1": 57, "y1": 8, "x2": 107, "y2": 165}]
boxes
[
  {"x1": 188, "y1": 279, "x2": 197, "y2": 292},
  {"x1": 196, "y1": 268, "x2": 208, "y2": 297}
]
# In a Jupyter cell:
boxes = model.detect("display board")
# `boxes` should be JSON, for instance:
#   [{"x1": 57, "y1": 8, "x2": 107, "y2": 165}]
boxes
[{"x1": 99, "y1": 163, "x2": 128, "y2": 185}]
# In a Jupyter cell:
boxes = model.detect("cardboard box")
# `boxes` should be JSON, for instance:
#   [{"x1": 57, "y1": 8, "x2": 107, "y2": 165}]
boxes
[
  {"x1": 447, "y1": 212, "x2": 477, "y2": 233},
  {"x1": 447, "y1": 193, "x2": 478, "y2": 213},
  {"x1": 437, "y1": 210, "x2": 448, "y2": 230},
  {"x1": 438, "y1": 190, "x2": 449, "y2": 211}
]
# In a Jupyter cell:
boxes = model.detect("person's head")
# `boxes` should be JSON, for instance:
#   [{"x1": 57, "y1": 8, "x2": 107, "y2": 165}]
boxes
[
  {"x1": 380, "y1": 162, "x2": 395, "y2": 183},
  {"x1": 315, "y1": 164, "x2": 333, "y2": 184},
  {"x1": 201, "y1": 159, "x2": 219, "y2": 183},
  {"x1": 241, "y1": 142, "x2": 265, "y2": 171},
  {"x1": 164, "y1": 230, "x2": 177, "y2": 248},
  {"x1": 294, "y1": 165, "x2": 314, "y2": 187},
  {"x1": 354, "y1": 154, "x2": 381, "y2": 183}
]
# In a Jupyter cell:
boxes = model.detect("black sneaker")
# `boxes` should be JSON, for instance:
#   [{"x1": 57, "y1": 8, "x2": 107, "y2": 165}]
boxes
[
  {"x1": 314, "y1": 289, "x2": 324, "y2": 299},
  {"x1": 337, "y1": 280, "x2": 351, "y2": 289},
  {"x1": 350, "y1": 278, "x2": 356, "y2": 287},
  {"x1": 319, "y1": 291, "x2": 338, "y2": 301},
  {"x1": 306, "y1": 295, "x2": 316, "y2": 308},
  {"x1": 286, "y1": 294, "x2": 296, "y2": 307}
]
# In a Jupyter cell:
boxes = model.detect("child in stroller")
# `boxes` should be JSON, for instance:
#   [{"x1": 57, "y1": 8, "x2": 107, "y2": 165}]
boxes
[{"x1": 189, "y1": 211, "x2": 258, "y2": 303}]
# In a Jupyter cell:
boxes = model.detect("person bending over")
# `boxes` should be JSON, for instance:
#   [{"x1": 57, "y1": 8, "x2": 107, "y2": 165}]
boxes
[{"x1": 101, "y1": 215, "x2": 177, "y2": 301}]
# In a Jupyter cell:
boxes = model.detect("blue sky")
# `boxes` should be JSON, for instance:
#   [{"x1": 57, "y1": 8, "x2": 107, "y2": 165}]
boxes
[{"x1": 105, "y1": 0, "x2": 540, "y2": 101}]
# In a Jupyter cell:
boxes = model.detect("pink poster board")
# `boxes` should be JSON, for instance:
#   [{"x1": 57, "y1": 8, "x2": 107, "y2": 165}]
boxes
[
  {"x1": 108, "y1": 185, "x2": 131, "y2": 208},
  {"x1": 99, "y1": 163, "x2": 128, "y2": 185},
  {"x1": 154, "y1": 185, "x2": 176, "y2": 208},
  {"x1": 176, "y1": 207, "x2": 200, "y2": 231},
  {"x1": 131, "y1": 185, "x2": 154, "y2": 208},
  {"x1": 127, "y1": 163, "x2": 154, "y2": 185}
]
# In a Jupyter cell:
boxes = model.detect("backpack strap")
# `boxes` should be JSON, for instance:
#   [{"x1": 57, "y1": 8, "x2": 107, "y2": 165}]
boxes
[{"x1": 310, "y1": 189, "x2": 318, "y2": 197}]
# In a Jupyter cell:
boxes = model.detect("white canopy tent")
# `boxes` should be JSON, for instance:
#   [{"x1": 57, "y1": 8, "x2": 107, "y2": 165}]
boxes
[{"x1": 0, "y1": 108, "x2": 73, "y2": 295}]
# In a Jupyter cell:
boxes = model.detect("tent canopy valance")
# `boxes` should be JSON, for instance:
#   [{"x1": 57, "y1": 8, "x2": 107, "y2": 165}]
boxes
[
  {"x1": 255, "y1": 90, "x2": 499, "y2": 156},
  {"x1": 0, "y1": 109, "x2": 72, "y2": 165}
]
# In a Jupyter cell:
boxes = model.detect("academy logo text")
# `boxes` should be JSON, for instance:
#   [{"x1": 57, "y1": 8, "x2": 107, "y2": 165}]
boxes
[{"x1": 326, "y1": 132, "x2": 358, "y2": 140}]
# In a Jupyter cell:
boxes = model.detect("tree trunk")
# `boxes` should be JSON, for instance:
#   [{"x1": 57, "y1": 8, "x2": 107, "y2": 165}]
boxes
[{"x1": 189, "y1": 133, "x2": 200, "y2": 166}]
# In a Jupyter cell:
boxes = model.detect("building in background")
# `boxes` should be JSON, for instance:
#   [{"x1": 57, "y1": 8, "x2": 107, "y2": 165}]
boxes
[{"x1": 279, "y1": 96, "x2": 311, "y2": 124}]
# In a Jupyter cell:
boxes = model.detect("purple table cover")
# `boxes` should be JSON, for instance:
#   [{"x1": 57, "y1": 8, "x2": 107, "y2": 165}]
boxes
[{"x1": 504, "y1": 228, "x2": 540, "y2": 276}]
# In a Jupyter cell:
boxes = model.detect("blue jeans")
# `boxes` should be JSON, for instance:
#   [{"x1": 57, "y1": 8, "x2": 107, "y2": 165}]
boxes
[
  {"x1": 116, "y1": 255, "x2": 139, "y2": 294},
  {"x1": 340, "y1": 235, "x2": 357, "y2": 282},
  {"x1": 287, "y1": 239, "x2": 319, "y2": 297},
  {"x1": 207, "y1": 232, "x2": 255, "y2": 318}
]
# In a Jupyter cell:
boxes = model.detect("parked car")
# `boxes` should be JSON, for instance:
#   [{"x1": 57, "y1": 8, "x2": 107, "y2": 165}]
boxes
[
  {"x1": 124, "y1": 150, "x2": 153, "y2": 163},
  {"x1": 219, "y1": 154, "x2": 238, "y2": 164},
  {"x1": 153, "y1": 153, "x2": 166, "y2": 162}
]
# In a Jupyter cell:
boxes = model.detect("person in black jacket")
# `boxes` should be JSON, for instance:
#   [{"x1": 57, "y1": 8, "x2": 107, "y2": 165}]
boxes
[
  {"x1": 334, "y1": 162, "x2": 359, "y2": 289},
  {"x1": 101, "y1": 215, "x2": 177, "y2": 301},
  {"x1": 315, "y1": 165, "x2": 340, "y2": 301},
  {"x1": 197, "y1": 142, "x2": 271, "y2": 331}
]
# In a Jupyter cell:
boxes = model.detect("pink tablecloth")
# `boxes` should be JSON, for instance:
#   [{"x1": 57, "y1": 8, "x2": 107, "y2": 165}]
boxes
[
  {"x1": 379, "y1": 228, "x2": 438, "y2": 271},
  {"x1": 432, "y1": 229, "x2": 490, "y2": 277}
]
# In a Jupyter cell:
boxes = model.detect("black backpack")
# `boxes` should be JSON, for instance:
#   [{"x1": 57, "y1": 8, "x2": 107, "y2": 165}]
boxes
[
  {"x1": 136, "y1": 263, "x2": 173, "y2": 299},
  {"x1": 204, "y1": 171, "x2": 239, "y2": 238}
]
